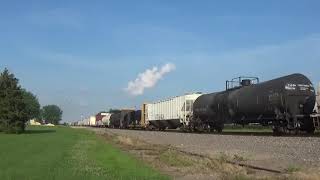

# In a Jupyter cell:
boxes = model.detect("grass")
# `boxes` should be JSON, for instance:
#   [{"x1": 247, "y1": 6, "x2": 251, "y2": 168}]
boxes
[
  {"x1": 158, "y1": 149, "x2": 194, "y2": 167},
  {"x1": 223, "y1": 124, "x2": 273, "y2": 133},
  {"x1": 286, "y1": 164, "x2": 301, "y2": 173},
  {"x1": 0, "y1": 126, "x2": 169, "y2": 180}
]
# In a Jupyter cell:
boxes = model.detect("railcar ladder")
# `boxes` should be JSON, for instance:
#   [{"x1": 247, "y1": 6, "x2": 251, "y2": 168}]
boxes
[{"x1": 311, "y1": 114, "x2": 320, "y2": 129}]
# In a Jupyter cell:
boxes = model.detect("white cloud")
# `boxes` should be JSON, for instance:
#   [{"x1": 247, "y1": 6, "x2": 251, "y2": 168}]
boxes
[{"x1": 125, "y1": 63, "x2": 176, "y2": 96}]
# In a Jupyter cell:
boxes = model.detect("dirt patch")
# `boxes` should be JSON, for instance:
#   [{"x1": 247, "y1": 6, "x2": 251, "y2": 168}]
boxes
[{"x1": 289, "y1": 168, "x2": 320, "y2": 180}]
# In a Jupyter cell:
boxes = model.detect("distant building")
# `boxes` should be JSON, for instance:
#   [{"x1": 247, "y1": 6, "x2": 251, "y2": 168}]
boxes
[{"x1": 29, "y1": 119, "x2": 41, "y2": 126}]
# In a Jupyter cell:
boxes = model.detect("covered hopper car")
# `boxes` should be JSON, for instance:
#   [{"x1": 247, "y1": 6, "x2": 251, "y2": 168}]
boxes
[
  {"x1": 109, "y1": 109, "x2": 141, "y2": 129},
  {"x1": 144, "y1": 93, "x2": 202, "y2": 130}
]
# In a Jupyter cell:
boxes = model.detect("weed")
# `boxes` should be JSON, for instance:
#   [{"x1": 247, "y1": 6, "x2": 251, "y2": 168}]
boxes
[{"x1": 286, "y1": 165, "x2": 301, "y2": 173}]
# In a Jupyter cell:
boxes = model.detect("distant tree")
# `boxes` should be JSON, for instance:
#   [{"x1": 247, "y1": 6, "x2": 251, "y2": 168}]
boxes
[
  {"x1": 41, "y1": 105, "x2": 63, "y2": 125},
  {"x1": 22, "y1": 89, "x2": 41, "y2": 121},
  {"x1": 108, "y1": 108, "x2": 121, "y2": 113},
  {"x1": 0, "y1": 68, "x2": 28, "y2": 133}
]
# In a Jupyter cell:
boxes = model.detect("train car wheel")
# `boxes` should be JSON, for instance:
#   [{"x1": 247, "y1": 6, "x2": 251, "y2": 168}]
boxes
[
  {"x1": 215, "y1": 122, "x2": 224, "y2": 133},
  {"x1": 301, "y1": 118, "x2": 315, "y2": 134},
  {"x1": 306, "y1": 127, "x2": 315, "y2": 134},
  {"x1": 272, "y1": 127, "x2": 281, "y2": 136},
  {"x1": 304, "y1": 124, "x2": 315, "y2": 134},
  {"x1": 272, "y1": 126, "x2": 286, "y2": 136}
]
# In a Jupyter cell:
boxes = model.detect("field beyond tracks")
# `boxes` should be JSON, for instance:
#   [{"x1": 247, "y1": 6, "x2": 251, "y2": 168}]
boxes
[{"x1": 0, "y1": 126, "x2": 168, "y2": 180}]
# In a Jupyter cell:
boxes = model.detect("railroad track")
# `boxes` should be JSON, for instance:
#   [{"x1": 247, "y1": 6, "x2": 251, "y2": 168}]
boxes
[{"x1": 174, "y1": 148, "x2": 283, "y2": 174}]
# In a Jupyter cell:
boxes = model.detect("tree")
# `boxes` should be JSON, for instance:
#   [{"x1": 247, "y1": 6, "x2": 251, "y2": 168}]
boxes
[
  {"x1": 22, "y1": 89, "x2": 41, "y2": 121},
  {"x1": 108, "y1": 108, "x2": 121, "y2": 113},
  {"x1": 41, "y1": 105, "x2": 63, "y2": 125},
  {"x1": 0, "y1": 68, "x2": 28, "y2": 133}
]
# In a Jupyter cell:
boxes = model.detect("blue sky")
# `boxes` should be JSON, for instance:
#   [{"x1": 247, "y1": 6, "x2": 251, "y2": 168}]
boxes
[{"x1": 1, "y1": 0, "x2": 320, "y2": 122}]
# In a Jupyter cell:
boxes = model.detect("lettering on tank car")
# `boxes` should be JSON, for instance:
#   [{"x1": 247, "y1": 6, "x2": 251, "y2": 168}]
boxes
[
  {"x1": 297, "y1": 84, "x2": 313, "y2": 91},
  {"x1": 285, "y1": 83, "x2": 314, "y2": 91},
  {"x1": 285, "y1": 83, "x2": 296, "y2": 90}
]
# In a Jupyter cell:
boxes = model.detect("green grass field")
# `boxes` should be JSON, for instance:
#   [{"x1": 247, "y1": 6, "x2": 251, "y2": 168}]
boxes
[{"x1": 0, "y1": 126, "x2": 168, "y2": 180}]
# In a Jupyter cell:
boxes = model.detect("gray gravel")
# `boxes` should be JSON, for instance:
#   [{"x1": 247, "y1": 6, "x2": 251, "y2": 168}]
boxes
[{"x1": 93, "y1": 128, "x2": 320, "y2": 170}]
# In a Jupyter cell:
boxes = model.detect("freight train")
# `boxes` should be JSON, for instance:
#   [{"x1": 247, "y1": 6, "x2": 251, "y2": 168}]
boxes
[{"x1": 75, "y1": 73, "x2": 320, "y2": 135}]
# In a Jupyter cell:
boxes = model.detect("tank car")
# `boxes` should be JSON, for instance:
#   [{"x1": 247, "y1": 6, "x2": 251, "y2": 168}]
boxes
[
  {"x1": 192, "y1": 73, "x2": 316, "y2": 134},
  {"x1": 101, "y1": 113, "x2": 112, "y2": 127}
]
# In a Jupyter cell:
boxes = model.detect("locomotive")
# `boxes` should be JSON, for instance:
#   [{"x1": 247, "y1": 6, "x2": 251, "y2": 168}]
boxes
[{"x1": 192, "y1": 73, "x2": 316, "y2": 134}]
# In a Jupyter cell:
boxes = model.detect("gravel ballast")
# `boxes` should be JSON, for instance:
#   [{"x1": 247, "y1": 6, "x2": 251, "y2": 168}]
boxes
[{"x1": 93, "y1": 128, "x2": 320, "y2": 170}]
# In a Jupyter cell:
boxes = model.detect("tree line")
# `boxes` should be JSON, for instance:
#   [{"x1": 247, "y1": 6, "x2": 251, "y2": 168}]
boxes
[{"x1": 0, "y1": 68, "x2": 63, "y2": 133}]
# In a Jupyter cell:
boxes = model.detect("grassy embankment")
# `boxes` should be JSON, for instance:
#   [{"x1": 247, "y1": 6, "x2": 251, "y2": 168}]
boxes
[{"x1": 0, "y1": 126, "x2": 168, "y2": 180}]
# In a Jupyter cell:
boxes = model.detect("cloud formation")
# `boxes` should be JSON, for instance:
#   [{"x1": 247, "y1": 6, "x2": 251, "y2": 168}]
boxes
[{"x1": 125, "y1": 63, "x2": 176, "y2": 96}]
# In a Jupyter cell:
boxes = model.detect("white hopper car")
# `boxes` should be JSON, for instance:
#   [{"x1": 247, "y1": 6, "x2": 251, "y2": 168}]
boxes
[{"x1": 144, "y1": 92, "x2": 202, "y2": 130}]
